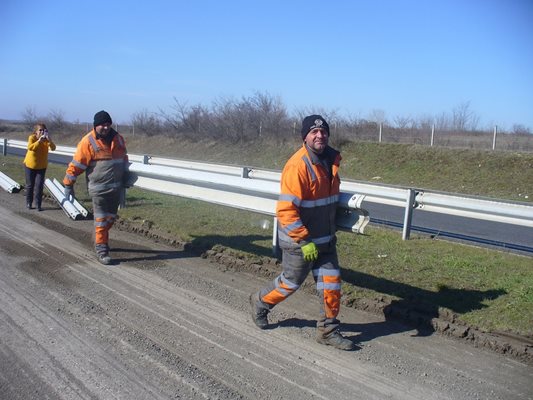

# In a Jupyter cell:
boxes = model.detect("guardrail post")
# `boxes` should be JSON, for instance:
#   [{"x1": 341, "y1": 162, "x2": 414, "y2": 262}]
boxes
[
  {"x1": 242, "y1": 167, "x2": 250, "y2": 178},
  {"x1": 2, "y1": 138, "x2": 6, "y2": 156},
  {"x1": 402, "y1": 189, "x2": 416, "y2": 240},
  {"x1": 143, "y1": 155, "x2": 150, "y2": 164}
]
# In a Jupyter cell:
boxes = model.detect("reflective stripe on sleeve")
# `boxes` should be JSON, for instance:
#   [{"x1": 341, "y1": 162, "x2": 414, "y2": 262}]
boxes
[
  {"x1": 278, "y1": 193, "x2": 301, "y2": 206},
  {"x1": 71, "y1": 160, "x2": 87, "y2": 170}
]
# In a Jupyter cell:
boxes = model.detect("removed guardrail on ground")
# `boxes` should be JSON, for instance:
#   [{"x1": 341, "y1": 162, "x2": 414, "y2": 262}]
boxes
[
  {"x1": 45, "y1": 178, "x2": 89, "y2": 220},
  {"x1": 0, "y1": 171, "x2": 22, "y2": 193}
]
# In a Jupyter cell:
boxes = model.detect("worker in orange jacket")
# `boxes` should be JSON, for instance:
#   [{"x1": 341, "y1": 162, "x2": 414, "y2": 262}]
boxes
[
  {"x1": 63, "y1": 110, "x2": 129, "y2": 265},
  {"x1": 250, "y1": 115, "x2": 355, "y2": 351}
]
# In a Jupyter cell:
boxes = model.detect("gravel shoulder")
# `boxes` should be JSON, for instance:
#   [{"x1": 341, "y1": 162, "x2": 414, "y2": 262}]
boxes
[{"x1": 0, "y1": 189, "x2": 532, "y2": 400}]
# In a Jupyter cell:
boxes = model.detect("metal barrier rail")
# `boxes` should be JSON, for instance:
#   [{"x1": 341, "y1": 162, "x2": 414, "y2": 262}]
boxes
[
  {"x1": 0, "y1": 139, "x2": 370, "y2": 236},
  {"x1": 0, "y1": 170, "x2": 22, "y2": 193},
  {"x1": 3, "y1": 138, "x2": 533, "y2": 238},
  {"x1": 44, "y1": 178, "x2": 89, "y2": 220}
]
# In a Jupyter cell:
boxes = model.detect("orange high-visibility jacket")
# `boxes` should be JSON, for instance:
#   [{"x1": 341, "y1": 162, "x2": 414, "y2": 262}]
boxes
[
  {"x1": 276, "y1": 144, "x2": 341, "y2": 248},
  {"x1": 63, "y1": 129, "x2": 128, "y2": 196}
]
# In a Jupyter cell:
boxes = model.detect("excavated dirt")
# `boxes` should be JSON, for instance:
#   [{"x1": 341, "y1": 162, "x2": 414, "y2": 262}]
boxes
[{"x1": 113, "y1": 217, "x2": 533, "y2": 365}]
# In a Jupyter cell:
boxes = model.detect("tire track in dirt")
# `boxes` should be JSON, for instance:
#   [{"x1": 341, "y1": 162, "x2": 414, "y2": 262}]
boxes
[{"x1": 1, "y1": 196, "x2": 532, "y2": 400}]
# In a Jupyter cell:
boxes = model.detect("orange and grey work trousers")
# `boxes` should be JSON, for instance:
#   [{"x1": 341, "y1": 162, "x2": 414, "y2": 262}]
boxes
[
  {"x1": 257, "y1": 240, "x2": 342, "y2": 334},
  {"x1": 92, "y1": 191, "x2": 120, "y2": 254}
]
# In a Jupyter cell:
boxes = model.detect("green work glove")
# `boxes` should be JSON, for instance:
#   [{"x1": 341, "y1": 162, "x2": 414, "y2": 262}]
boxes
[{"x1": 301, "y1": 242, "x2": 319, "y2": 261}]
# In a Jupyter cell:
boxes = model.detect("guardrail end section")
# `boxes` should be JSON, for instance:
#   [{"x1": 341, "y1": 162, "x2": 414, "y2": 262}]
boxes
[
  {"x1": 347, "y1": 194, "x2": 365, "y2": 209},
  {"x1": 335, "y1": 207, "x2": 370, "y2": 234},
  {"x1": 0, "y1": 171, "x2": 22, "y2": 193},
  {"x1": 44, "y1": 178, "x2": 83, "y2": 220}
]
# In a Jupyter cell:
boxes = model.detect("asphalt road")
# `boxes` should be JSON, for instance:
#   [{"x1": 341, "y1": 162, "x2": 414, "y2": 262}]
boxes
[
  {"x1": 363, "y1": 202, "x2": 533, "y2": 254},
  {"x1": 0, "y1": 190, "x2": 532, "y2": 400}
]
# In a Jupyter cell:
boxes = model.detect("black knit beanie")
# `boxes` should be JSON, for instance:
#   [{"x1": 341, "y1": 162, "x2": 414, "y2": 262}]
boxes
[
  {"x1": 301, "y1": 115, "x2": 330, "y2": 140},
  {"x1": 93, "y1": 110, "x2": 112, "y2": 127}
]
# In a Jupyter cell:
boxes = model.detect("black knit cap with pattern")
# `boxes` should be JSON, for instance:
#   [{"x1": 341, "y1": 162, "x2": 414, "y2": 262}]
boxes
[
  {"x1": 93, "y1": 110, "x2": 112, "y2": 127},
  {"x1": 301, "y1": 114, "x2": 330, "y2": 140}
]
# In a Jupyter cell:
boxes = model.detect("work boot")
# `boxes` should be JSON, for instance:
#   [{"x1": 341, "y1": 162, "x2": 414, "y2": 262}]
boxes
[
  {"x1": 316, "y1": 330, "x2": 356, "y2": 351},
  {"x1": 249, "y1": 292, "x2": 269, "y2": 329},
  {"x1": 27, "y1": 202, "x2": 34, "y2": 209},
  {"x1": 97, "y1": 252, "x2": 112, "y2": 265},
  {"x1": 95, "y1": 244, "x2": 112, "y2": 265}
]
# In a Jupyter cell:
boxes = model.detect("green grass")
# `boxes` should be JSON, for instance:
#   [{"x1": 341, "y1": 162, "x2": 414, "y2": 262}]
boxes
[{"x1": 2, "y1": 135, "x2": 532, "y2": 337}]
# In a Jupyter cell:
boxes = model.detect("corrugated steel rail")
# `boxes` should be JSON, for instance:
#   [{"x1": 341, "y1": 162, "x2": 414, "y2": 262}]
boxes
[{"x1": 3, "y1": 138, "x2": 533, "y2": 243}]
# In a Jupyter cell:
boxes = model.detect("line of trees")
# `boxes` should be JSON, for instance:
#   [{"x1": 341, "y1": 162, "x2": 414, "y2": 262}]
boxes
[{"x1": 3, "y1": 92, "x2": 532, "y2": 150}]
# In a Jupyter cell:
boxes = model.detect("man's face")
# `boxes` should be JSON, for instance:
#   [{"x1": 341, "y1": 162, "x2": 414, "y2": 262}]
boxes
[
  {"x1": 95, "y1": 122, "x2": 112, "y2": 136},
  {"x1": 304, "y1": 128, "x2": 329, "y2": 154}
]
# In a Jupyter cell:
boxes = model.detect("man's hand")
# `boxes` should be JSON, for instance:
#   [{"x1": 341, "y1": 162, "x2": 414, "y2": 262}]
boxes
[
  {"x1": 301, "y1": 242, "x2": 319, "y2": 261},
  {"x1": 64, "y1": 185, "x2": 75, "y2": 202}
]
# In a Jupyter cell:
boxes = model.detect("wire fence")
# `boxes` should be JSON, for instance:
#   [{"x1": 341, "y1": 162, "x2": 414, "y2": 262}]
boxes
[{"x1": 2, "y1": 120, "x2": 532, "y2": 152}]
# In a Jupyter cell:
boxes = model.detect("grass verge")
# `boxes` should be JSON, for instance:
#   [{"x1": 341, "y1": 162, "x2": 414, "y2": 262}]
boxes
[{"x1": 1, "y1": 152, "x2": 531, "y2": 340}]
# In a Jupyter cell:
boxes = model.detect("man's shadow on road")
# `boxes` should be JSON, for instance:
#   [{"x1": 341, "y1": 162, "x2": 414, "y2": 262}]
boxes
[
  {"x1": 260, "y1": 269, "x2": 505, "y2": 347},
  {"x1": 111, "y1": 231, "x2": 506, "y2": 347},
  {"x1": 110, "y1": 247, "x2": 188, "y2": 264}
]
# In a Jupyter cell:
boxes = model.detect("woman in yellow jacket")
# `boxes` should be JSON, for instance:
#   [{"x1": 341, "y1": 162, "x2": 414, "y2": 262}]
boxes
[{"x1": 23, "y1": 123, "x2": 56, "y2": 211}]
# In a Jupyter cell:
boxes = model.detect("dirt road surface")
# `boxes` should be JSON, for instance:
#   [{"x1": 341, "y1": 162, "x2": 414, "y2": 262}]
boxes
[{"x1": 0, "y1": 189, "x2": 531, "y2": 400}]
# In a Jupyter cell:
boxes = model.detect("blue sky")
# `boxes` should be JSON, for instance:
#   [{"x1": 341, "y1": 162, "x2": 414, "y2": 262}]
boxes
[{"x1": 1, "y1": 0, "x2": 532, "y2": 130}]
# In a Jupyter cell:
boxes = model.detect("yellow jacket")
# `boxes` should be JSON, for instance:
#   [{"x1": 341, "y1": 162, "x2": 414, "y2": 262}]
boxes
[{"x1": 23, "y1": 134, "x2": 56, "y2": 170}]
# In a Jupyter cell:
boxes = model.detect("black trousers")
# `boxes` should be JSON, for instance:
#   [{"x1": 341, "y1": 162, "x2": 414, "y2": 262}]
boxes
[{"x1": 24, "y1": 166, "x2": 46, "y2": 207}]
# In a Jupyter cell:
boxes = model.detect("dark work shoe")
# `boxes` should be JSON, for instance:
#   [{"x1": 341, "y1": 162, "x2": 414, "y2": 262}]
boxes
[
  {"x1": 249, "y1": 292, "x2": 269, "y2": 329},
  {"x1": 97, "y1": 252, "x2": 112, "y2": 265},
  {"x1": 316, "y1": 330, "x2": 356, "y2": 351},
  {"x1": 37, "y1": 205, "x2": 43, "y2": 211},
  {"x1": 27, "y1": 203, "x2": 34, "y2": 209}
]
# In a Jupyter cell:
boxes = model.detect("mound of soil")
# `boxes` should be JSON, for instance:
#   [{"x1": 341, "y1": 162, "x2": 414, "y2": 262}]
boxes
[{"x1": 114, "y1": 218, "x2": 533, "y2": 365}]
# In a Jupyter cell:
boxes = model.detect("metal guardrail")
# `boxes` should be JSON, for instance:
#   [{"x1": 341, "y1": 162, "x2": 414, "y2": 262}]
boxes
[
  {"x1": 0, "y1": 170, "x2": 22, "y2": 193},
  {"x1": 3, "y1": 138, "x2": 533, "y2": 240},
  {"x1": 0, "y1": 139, "x2": 370, "y2": 236},
  {"x1": 44, "y1": 178, "x2": 89, "y2": 220}
]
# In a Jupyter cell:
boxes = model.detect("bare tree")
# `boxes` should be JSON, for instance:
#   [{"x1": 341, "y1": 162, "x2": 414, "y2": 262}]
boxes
[
  {"x1": 211, "y1": 96, "x2": 248, "y2": 142},
  {"x1": 435, "y1": 111, "x2": 451, "y2": 131},
  {"x1": 131, "y1": 109, "x2": 164, "y2": 136},
  {"x1": 393, "y1": 115, "x2": 415, "y2": 130},
  {"x1": 416, "y1": 114, "x2": 435, "y2": 131},
  {"x1": 21, "y1": 105, "x2": 39, "y2": 130},
  {"x1": 245, "y1": 91, "x2": 289, "y2": 138},
  {"x1": 47, "y1": 108, "x2": 68, "y2": 131},
  {"x1": 367, "y1": 109, "x2": 388, "y2": 127},
  {"x1": 511, "y1": 124, "x2": 531, "y2": 135},
  {"x1": 452, "y1": 101, "x2": 479, "y2": 131}
]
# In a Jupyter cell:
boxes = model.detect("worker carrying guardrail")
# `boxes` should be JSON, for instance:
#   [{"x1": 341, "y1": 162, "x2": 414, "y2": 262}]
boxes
[
  {"x1": 250, "y1": 115, "x2": 356, "y2": 351},
  {"x1": 62, "y1": 110, "x2": 130, "y2": 265}
]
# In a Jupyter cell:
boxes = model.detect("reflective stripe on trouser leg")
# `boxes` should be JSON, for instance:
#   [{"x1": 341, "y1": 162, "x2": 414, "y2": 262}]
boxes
[
  {"x1": 312, "y1": 250, "x2": 341, "y2": 333},
  {"x1": 94, "y1": 214, "x2": 116, "y2": 245},
  {"x1": 313, "y1": 267, "x2": 341, "y2": 319},
  {"x1": 92, "y1": 192, "x2": 120, "y2": 246},
  {"x1": 260, "y1": 245, "x2": 311, "y2": 307},
  {"x1": 260, "y1": 273, "x2": 300, "y2": 306}
]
